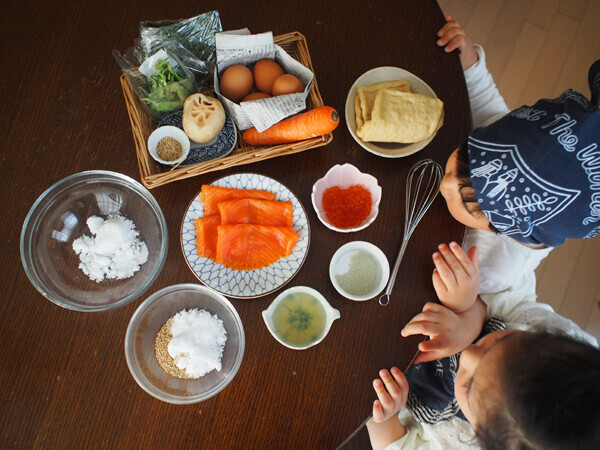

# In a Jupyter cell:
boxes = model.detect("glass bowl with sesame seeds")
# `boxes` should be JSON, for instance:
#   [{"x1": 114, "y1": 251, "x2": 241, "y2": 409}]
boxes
[{"x1": 124, "y1": 283, "x2": 245, "y2": 404}]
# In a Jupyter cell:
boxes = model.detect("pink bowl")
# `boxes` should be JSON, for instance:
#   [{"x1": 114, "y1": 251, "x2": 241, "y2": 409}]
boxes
[{"x1": 311, "y1": 164, "x2": 382, "y2": 232}]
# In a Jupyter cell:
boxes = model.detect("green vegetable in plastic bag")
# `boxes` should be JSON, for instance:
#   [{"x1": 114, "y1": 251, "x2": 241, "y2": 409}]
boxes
[
  {"x1": 136, "y1": 11, "x2": 222, "y2": 88},
  {"x1": 143, "y1": 58, "x2": 195, "y2": 115},
  {"x1": 112, "y1": 11, "x2": 221, "y2": 121},
  {"x1": 151, "y1": 59, "x2": 182, "y2": 89}
]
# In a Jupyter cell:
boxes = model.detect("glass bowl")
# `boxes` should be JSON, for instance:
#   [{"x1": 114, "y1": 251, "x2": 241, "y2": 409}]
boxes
[
  {"x1": 20, "y1": 170, "x2": 168, "y2": 312},
  {"x1": 125, "y1": 284, "x2": 245, "y2": 404}
]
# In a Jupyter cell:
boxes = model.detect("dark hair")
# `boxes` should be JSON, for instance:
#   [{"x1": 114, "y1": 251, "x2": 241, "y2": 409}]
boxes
[
  {"x1": 455, "y1": 141, "x2": 500, "y2": 233},
  {"x1": 477, "y1": 331, "x2": 600, "y2": 450}
]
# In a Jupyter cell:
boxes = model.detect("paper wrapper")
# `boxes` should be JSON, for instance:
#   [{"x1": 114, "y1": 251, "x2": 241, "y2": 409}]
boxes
[{"x1": 214, "y1": 30, "x2": 314, "y2": 132}]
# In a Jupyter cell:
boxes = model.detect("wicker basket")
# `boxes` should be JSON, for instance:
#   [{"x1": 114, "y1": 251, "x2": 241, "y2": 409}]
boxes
[{"x1": 120, "y1": 31, "x2": 333, "y2": 189}]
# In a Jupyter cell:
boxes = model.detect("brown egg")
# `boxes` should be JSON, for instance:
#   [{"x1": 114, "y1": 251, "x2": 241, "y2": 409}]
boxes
[
  {"x1": 253, "y1": 59, "x2": 285, "y2": 94},
  {"x1": 272, "y1": 74, "x2": 304, "y2": 96},
  {"x1": 219, "y1": 64, "x2": 254, "y2": 103},
  {"x1": 242, "y1": 92, "x2": 271, "y2": 102}
]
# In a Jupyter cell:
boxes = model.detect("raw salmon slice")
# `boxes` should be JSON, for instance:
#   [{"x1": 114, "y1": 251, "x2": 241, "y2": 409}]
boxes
[
  {"x1": 200, "y1": 185, "x2": 276, "y2": 216},
  {"x1": 195, "y1": 215, "x2": 221, "y2": 259},
  {"x1": 215, "y1": 224, "x2": 299, "y2": 271},
  {"x1": 218, "y1": 198, "x2": 293, "y2": 227}
]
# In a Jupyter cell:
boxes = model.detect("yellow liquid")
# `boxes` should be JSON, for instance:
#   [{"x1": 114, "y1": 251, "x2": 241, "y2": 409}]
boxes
[{"x1": 272, "y1": 292, "x2": 327, "y2": 346}]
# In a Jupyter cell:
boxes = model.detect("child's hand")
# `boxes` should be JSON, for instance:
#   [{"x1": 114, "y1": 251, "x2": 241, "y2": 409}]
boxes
[
  {"x1": 371, "y1": 367, "x2": 409, "y2": 423},
  {"x1": 432, "y1": 242, "x2": 480, "y2": 313},
  {"x1": 402, "y1": 301, "x2": 486, "y2": 363},
  {"x1": 437, "y1": 15, "x2": 478, "y2": 70}
]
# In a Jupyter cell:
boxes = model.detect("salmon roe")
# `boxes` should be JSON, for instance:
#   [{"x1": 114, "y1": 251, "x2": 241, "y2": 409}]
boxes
[{"x1": 321, "y1": 185, "x2": 372, "y2": 229}]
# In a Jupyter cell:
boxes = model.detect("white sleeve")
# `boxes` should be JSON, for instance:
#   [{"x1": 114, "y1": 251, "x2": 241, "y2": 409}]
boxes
[
  {"x1": 463, "y1": 228, "x2": 555, "y2": 297},
  {"x1": 481, "y1": 290, "x2": 598, "y2": 347},
  {"x1": 383, "y1": 428, "x2": 428, "y2": 450},
  {"x1": 463, "y1": 45, "x2": 510, "y2": 128},
  {"x1": 379, "y1": 410, "x2": 429, "y2": 450},
  {"x1": 383, "y1": 409, "x2": 479, "y2": 450}
]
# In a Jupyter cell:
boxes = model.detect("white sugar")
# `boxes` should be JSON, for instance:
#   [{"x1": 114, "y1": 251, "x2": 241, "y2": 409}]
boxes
[
  {"x1": 168, "y1": 308, "x2": 227, "y2": 378},
  {"x1": 72, "y1": 214, "x2": 148, "y2": 282}
]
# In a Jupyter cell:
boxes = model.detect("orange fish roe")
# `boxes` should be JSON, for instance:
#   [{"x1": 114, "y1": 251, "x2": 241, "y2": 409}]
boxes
[{"x1": 322, "y1": 185, "x2": 372, "y2": 229}]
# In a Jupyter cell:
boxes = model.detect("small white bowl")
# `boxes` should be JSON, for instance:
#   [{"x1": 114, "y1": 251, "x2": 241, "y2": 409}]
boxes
[
  {"x1": 329, "y1": 241, "x2": 390, "y2": 301},
  {"x1": 345, "y1": 66, "x2": 440, "y2": 158},
  {"x1": 262, "y1": 286, "x2": 340, "y2": 350},
  {"x1": 148, "y1": 126, "x2": 190, "y2": 165},
  {"x1": 311, "y1": 164, "x2": 382, "y2": 233}
]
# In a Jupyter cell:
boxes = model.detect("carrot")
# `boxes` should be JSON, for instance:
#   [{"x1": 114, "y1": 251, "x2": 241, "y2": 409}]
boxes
[{"x1": 242, "y1": 106, "x2": 340, "y2": 145}]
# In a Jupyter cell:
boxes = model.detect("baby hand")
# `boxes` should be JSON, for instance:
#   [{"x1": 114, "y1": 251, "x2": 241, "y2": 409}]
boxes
[
  {"x1": 437, "y1": 15, "x2": 478, "y2": 70},
  {"x1": 432, "y1": 242, "x2": 480, "y2": 313},
  {"x1": 401, "y1": 301, "x2": 486, "y2": 363},
  {"x1": 371, "y1": 367, "x2": 409, "y2": 423}
]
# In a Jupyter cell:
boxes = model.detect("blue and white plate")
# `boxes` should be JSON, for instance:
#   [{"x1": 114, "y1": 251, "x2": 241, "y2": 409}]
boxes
[
  {"x1": 158, "y1": 111, "x2": 237, "y2": 167},
  {"x1": 181, "y1": 173, "x2": 310, "y2": 299}
]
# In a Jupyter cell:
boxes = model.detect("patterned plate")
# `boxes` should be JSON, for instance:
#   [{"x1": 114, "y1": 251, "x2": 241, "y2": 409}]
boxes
[
  {"x1": 181, "y1": 173, "x2": 310, "y2": 298},
  {"x1": 158, "y1": 111, "x2": 237, "y2": 167}
]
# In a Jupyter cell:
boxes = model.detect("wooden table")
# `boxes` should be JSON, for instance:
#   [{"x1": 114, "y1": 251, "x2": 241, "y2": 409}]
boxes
[{"x1": 0, "y1": 1, "x2": 471, "y2": 448}]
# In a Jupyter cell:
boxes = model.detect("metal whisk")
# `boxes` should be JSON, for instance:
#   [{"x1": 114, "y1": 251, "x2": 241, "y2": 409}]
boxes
[{"x1": 379, "y1": 159, "x2": 444, "y2": 306}]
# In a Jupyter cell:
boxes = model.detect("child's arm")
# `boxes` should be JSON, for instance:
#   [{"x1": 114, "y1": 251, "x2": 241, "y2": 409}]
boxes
[
  {"x1": 432, "y1": 242, "x2": 480, "y2": 313},
  {"x1": 402, "y1": 299, "x2": 487, "y2": 363},
  {"x1": 366, "y1": 367, "x2": 409, "y2": 450},
  {"x1": 436, "y1": 15, "x2": 478, "y2": 70},
  {"x1": 437, "y1": 16, "x2": 509, "y2": 127},
  {"x1": 400, "y1": 242, "x2": 486, "y2": 362}
]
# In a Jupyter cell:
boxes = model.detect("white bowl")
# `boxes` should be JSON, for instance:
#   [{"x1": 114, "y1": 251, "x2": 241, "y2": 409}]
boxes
[
  {"x1": 311, "y1": 163, "x2": 382, "y2": 233},
  {"x1": 262, "y1": 286, "x2": 340, "y2": 350},
  {"x1": 329, "y1": 241, "x2": 390, "y2": 301},
  {"x1": 148, "y1": 126, "x2": 190, "y2": 165},
  {"x1": 345, "y1": 66, "x2": 439, "y2": 158}
]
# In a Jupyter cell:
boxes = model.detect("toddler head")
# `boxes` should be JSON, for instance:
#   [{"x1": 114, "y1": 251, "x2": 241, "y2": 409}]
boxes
[
  {"x1": 455, "y1": 330, "x2": 600, "y2": 449},
  {"x1": 441, "y1": 60, "x2": 600, "y2": 247}
]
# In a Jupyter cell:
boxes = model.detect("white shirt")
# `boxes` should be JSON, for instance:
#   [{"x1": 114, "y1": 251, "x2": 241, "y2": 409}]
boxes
[{"x1": 463, "y1": 228, "x2": 552, "y2": 296}]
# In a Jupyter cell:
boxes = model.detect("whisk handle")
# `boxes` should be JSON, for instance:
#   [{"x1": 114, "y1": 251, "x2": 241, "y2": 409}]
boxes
[{"x1": 379, "y1": 237, "x2": 409, "y2": 306}]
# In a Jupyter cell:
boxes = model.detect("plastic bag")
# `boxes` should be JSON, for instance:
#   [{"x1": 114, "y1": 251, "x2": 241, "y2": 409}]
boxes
[
  {"x1": 113, "y1": 43, "x2": 197, "y2": 121},
  {"x1": 113, "y1": 11, "x2": 222, "y2": 121},
  {"x1": 136, "y1": 10, "x2": 221, "y2": 84}
]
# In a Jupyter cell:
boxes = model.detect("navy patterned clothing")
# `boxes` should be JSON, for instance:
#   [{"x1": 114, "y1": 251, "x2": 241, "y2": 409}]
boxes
[
  {"x1": 468, "y1": 60, "x2": 600, "y2": 247},
  {"x1": 404, "y1": 316, "x2": 506, "y2": 425}
]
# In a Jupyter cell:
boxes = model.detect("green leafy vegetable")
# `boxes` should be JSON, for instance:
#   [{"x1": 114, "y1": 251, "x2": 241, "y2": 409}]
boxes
[
  {"x1": 288, "y1": 307, "x2": 312, "y2": 331},
  {"x1": 150, "y1": 59, "x2": 183, "y2": 90},
  {"x1": 142, "y1": 59, "x2": 195, "y2": 117}
]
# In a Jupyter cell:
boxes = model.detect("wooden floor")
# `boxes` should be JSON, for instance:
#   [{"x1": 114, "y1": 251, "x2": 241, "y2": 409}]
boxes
[{"x1": 341, "y1": 1, "x2": 600, "y2": 448}]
